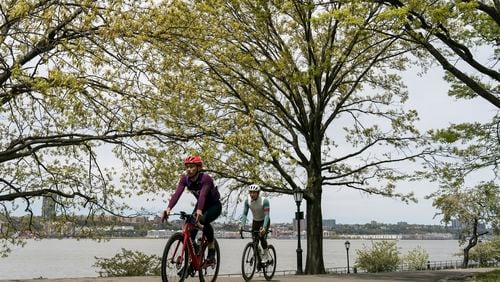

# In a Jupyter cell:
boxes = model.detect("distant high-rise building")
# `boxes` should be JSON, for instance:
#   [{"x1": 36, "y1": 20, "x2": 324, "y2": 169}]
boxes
[
  {"x1": 42, "y1": 195, "x2": 57, "y2": 219},
  {"x1": 323, "y1": 219, "x2": 336, "y2": 230},
  {"x1": 451, "y1": 219, "x2": 461, "y2": 229},
  {"x1": 293, "y1": 218, "x2": 306, "y2": 231}
]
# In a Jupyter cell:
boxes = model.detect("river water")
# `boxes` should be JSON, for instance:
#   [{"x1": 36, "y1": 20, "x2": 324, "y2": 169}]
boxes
[{"x1": 0, "y1": 238, "x2": 462, "y2": 279}]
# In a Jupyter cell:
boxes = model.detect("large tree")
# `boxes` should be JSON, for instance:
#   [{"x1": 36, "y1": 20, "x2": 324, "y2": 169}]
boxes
[
  {"x1": 144, "y1": 0, "x2": 435, "y2": 274},
  {"x1": 376, "y1": 0, "x2": 500, "y2": 108},
  {"x1": 0, "y1": 0, "x2": 193, "y2": 255}
]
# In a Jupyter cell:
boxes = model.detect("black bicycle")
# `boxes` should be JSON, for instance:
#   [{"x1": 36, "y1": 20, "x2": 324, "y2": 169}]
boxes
[{"x1": 240, "y1": 229, "x2": 276, "y2": 281}]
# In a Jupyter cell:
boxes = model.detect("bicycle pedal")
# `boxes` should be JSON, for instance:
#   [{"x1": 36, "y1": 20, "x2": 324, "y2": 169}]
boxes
[
  {"x1": 188, "y1": 265, "x2": 196, "y2": 277},
  {"x1": 203, "y1": 259, "x2": 216, "y2": 268}
]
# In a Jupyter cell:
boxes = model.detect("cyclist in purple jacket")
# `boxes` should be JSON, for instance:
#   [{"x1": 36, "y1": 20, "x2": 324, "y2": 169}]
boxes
[{"x1": 163, "y1": 155, "x2": 222, "y2": 263}]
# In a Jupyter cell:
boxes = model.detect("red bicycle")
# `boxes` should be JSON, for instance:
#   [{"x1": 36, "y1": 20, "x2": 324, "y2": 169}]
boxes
[{"x1": 161, "y1": 211, "x2": 220, "y2": 282}]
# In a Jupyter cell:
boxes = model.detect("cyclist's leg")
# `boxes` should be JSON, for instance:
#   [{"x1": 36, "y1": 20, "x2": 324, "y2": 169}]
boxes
[
  {"x1": 261, "y1": 220, "x2": 270, "y2": 250},
  {"x1": 254, "y1": 220, "x2": 270, "y2": 261},
  {"x1": 200, "y1": 201, "x2": 222, "y2": 260},
  {"x1": 252, "y1": 220, "x2": 267, "y2": 249},
  {"x1": 190, "y1": 207, "x2": 199, "y2": 242}
]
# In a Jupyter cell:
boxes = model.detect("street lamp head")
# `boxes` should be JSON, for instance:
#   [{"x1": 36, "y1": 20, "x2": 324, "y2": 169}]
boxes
[
  {"x1": 345, "y1": 240, "x2": 350, "y2": 250},
  {"x1": 293, "y1": 189, "x2": 303, "y2": 204}
]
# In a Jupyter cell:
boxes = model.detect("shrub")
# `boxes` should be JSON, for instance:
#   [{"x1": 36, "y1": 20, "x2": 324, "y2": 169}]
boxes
[
  {"x1": 403, "y1": 246, "x2": 429, "y2": 270},
  {"x1": 355, "y1": 240, "x2": 401, "y2": 273},
  {"x1": 93, "y1": 248, "x2": 161, "y2": 277},
  {"x1": 469, "y1": 236, "x2": 500, "y2": 266}
]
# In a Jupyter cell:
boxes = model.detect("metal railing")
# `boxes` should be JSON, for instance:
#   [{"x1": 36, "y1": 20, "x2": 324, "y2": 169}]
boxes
[
  {"x1": 219, "y1": 260, "x2": 499, "y2": 277},
  {"x1": 324, "y1": 259, "x2": 500, "y2": 274}
]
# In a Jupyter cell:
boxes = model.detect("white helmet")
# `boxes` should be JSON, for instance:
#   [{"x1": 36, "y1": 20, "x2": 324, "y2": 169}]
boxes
[{"x1": 248, "y1": 184, "x2": 260, "y2": 192}]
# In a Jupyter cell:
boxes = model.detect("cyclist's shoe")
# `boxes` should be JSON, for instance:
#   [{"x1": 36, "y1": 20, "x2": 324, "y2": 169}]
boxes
[
  {"x1": 261, "y1": 248, "x2": 270, "y2": 263},
  {"x1": 178, "y1": 265, "x2": 195, "y2": 277},
  {"x1": 177, "y1": 266, "x2": 185, "y2": 278},
  {"x1": 205, "y1": 248, "x2": 216, "y2": 264}
]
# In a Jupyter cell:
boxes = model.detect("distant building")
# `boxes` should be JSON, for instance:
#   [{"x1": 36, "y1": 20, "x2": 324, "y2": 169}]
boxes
[
  {"x1": 146, "y1": 229, "x2": 176, "y2": 238},
  {"x1": 451, "y1": 218, "x2": 487, "y2": 232},
  {"x1": 323, "y1": 219, "x2": 336, "y2": 230},
  {"x1": 451, "y1": 219, "x2": 461, "y2": 229},
  {"x1": 42, "y1": 195, "x2": 57, "y2": 219},
  {"x1": 293, "y1": 218, "x2": 306, "y2": 232},
  {"x1": 401, "y1": 233, "x2": 454, "y2": 240},
  {"x1": 340, "y1": 234, "x2": 402, "y2": 240}
]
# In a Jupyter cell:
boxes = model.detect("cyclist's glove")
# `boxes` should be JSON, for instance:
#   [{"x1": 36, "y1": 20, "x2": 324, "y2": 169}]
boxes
[{"x1": 162, "y1": 210, "x2": 169, "y2": 222}]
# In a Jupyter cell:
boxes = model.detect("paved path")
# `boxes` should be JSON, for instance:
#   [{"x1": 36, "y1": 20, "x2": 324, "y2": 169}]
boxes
[{"x1": 1, "y1": 268, "x2": 497, "y2": 282}]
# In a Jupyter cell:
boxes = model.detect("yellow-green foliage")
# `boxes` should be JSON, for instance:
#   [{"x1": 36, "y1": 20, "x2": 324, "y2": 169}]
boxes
[
  {"x1": 469, "y1": 237, "x2": 500, "y2": 266},
  {"x1": 355, "y1": 241, "x2": 401, "y2": 272},
  {"x1": 93, "y1": 248, "x2": 161, "y2": 277},
  {"x1": 403, "y1": 246, "x2": 429, "y2": 270}
]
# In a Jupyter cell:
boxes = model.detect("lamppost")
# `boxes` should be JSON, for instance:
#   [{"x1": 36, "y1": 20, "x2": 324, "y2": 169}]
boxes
[
  {"x1": 344, "y1": 240, "x2": 351, "y2": 274},
  {"x1": 293, "y1": 189, "x2": 304, "y2": 275}
]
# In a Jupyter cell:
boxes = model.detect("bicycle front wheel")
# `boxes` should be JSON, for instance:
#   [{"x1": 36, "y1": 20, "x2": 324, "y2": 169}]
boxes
[
  {"x1": 262, "y1": 245, "x2": 277, "y2": 281},
  {"x1": 161, "y1": 232, "x2": 188, "y2": 282},
  {"x1": 241, "y1": 242, "x2": 256, "y2": 281}
]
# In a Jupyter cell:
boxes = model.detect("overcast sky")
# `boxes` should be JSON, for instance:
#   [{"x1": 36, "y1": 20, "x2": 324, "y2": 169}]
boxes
[{"x1": 145, "y1": 64, "x2": 497, "y2": 226}]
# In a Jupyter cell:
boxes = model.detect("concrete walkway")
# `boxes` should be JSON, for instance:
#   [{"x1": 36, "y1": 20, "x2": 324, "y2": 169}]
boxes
[{"x1": 1, "y1": 268, "x2": 497, "y2": 282}]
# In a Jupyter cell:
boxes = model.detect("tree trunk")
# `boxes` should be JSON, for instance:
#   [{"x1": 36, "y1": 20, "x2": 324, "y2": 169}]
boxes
[
  {"x1": 462, "y1": 219, "x2": 479, "y2": 268},
  {"x1": 463, "y1": 247, "x2": 470, "y2": 268},
  {"x1": 304, "y1": 180, "x2": 325, "y2": 274}
]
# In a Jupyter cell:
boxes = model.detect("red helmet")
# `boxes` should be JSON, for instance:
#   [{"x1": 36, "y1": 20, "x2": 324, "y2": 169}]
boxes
[{"x1": 183, "y1": 155, "x2": 203, "y2": 166}]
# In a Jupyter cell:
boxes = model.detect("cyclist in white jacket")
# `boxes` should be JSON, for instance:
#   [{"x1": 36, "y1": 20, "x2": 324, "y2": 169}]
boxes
[{"x1": 239, "y1": 184, "x2": 271, "y2": 262}]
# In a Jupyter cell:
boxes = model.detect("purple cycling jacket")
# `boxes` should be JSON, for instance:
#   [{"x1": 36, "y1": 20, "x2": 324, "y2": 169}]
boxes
[{"x1": 167, "y1": 172, "x2": 220, "y2": 211}]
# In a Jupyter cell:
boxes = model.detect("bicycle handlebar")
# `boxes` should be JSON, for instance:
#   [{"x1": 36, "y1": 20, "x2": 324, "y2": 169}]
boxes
[
  {"x1": 239, "y1": 229, "x2": 272, "y2": 239},
  {"x1": 163, "y1": 211, "x2": 204, "y2": 228}
]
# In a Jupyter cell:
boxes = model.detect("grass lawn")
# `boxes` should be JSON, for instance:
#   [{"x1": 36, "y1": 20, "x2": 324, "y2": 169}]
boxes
[{"x1": 466, "y1": 269, "x2": 500, "y2": 282}]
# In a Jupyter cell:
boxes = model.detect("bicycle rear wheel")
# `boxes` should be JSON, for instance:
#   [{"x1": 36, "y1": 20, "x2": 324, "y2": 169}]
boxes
[
  {"x1": 241, "y1": 242, "x2": 256, "y2": 281},
  {"x1": 162, "y1": 232, "x2": 188, "y2": 282},
  {"x1": 262, "y1": 245, "x2": 276, "y2": 280},
  {"x1": 198, "y1": 239, "x2": 220, "y2": 282}
]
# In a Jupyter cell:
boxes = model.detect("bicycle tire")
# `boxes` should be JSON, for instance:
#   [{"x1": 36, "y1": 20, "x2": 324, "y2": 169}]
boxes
[
  {"x1": 161, "y1": 232, "x2": 188, "y2": 282},
  {"x1": 241, "y1": 242, "x2": 257, "y2": 281},
  {"x1": 262, "y1": 245, "x2": 277, "y2": 281},
  {"x1": 198, "y1": 238, "x2": 220, "y2": 282}
]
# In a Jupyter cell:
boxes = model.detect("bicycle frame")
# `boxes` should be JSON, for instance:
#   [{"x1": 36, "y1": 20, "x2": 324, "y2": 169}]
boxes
[{"x1": 176, "y1": 212, "x2": 205, "y2": 270}]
